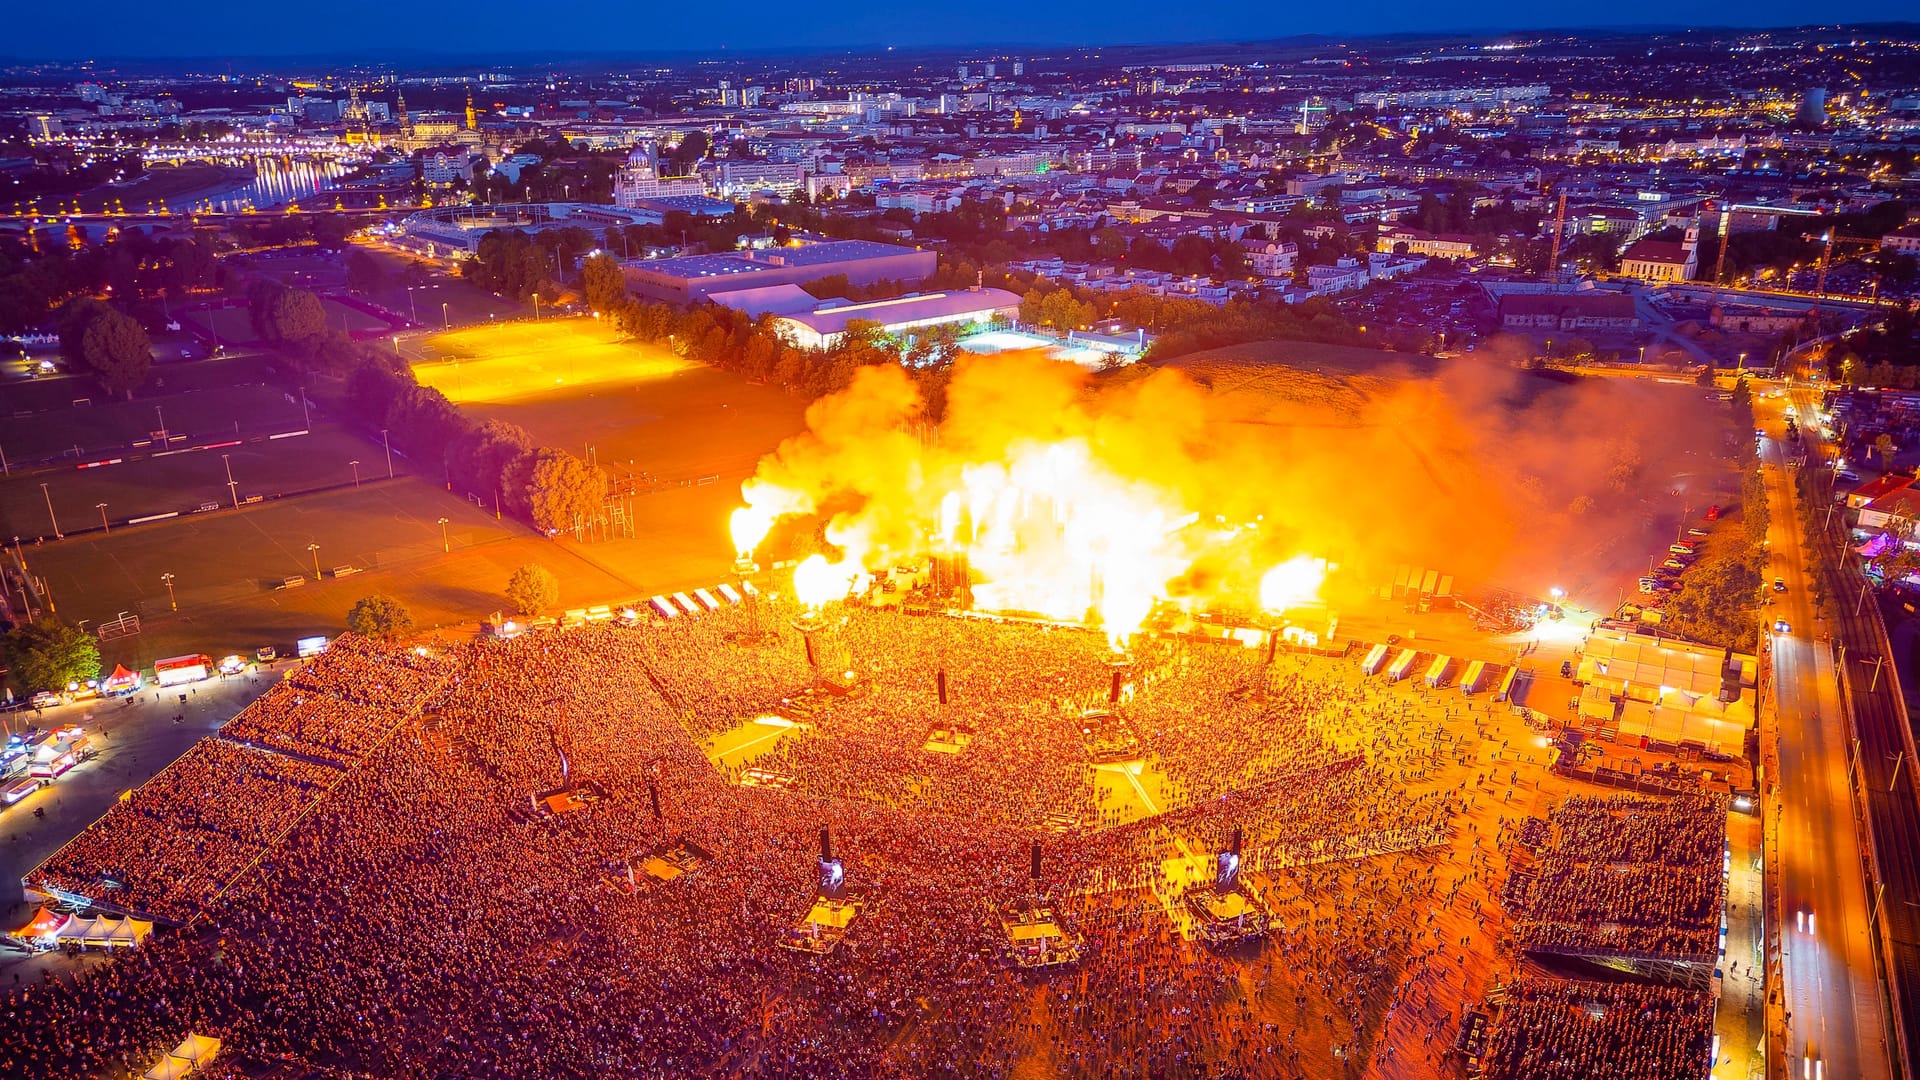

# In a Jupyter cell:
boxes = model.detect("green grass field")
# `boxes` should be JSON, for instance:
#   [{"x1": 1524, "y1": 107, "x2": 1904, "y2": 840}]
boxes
[
  {"x1": 174, "y1": 297, "x2": 384, "y2": 345},
  {"x1": 0, "y1": 383, "x2": 304, "y2": 463},
  {"x1": 1149, "y1": 340, "x2": 1444, "y2": 420},
  {"x1": 0, "y1": 426, "x2": 390, "y2": 540},
  {"x1": 24, "y1": 479, "x2": 638, "y2": 666},
  {"x1": 0, "y1": 355, "x2": 282, "y2": 415},
  {"x1": 408, "y1": 320, "x2": 810, "y2": 596},
  {"x1": 414, "y1": 320, "x2": 807, "y2": 482}
]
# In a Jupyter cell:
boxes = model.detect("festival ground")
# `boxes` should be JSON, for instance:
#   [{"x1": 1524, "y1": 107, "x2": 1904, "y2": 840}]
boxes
[{"x1": 3, "y1": 602, "x2": 1758, "y2": 1079}]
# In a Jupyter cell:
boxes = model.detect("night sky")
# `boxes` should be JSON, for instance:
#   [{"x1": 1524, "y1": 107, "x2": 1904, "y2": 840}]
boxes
[{"x1": 10, "y1": 2, "x2": 1918, "y2": 60}]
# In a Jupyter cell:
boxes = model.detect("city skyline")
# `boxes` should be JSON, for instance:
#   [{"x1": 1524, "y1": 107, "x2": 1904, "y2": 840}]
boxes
[{"x1": 8, "y1": 8, "x2": 1920, "y2": 61}]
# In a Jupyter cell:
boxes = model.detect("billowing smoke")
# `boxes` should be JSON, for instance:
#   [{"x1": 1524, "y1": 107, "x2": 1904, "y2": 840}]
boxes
[{"x1": 733, "y1": 348, "x2": 1719, "y2": 643}]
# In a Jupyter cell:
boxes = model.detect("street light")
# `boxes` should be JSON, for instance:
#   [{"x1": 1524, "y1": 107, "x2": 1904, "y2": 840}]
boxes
[
  {"x1": 381, "y1": 429, "x2": 394, "y2": 478},
  {"x1": 222, "y1": 453, "x2": 239, "y2": 509},
  {"x1": 437, "y1": 517, "x2": 450, "y2": 552},
  {"x1": 307, "y1": 542, "x2": 322, "y2": 581},
  {"x1": 161, "y1": 572, "x2": 176, "y2": 611},
  {"x1": 441, "y1": 301, "x2": 449, "y2": 329},
  {"x1": 350, "y1": 460, "x2": 360, "y2": 487},
  {"x1": 39, "y1": 482, "x2": 60, "y2": 538},
  {"x1": 95, "y1": 502, "x2": 109, "y2": 533}
]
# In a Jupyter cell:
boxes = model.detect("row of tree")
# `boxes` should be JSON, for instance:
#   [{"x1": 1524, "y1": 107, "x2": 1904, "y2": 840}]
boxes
[
  {"x1": 243, "y1": 283, "x2": 607, "y2": 534},
  {"x1": 0, "y1": 233, "x2": 221, "y2": 337}
]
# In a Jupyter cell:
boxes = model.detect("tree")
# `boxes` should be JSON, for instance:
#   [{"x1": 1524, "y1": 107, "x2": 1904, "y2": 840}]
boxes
[
  {"x1": 345, "y1": 248, "x2": 386, "y2": 296},
  {"x1": 447, "y1": 418, "x2": 534, "y2": 506},
  {"x1": 345, "y1": 594, "x2": 415, "y2": 641},
  {"x1": 520, "y1": 449, "x2": 607, "y2": 533},
  {"x1": 266, "y1": 288, "x2": 327, "y2": 345},
  {"x1": 581, "y1": 252, "x2": 626, "y2": 314},
  {"x1": 56, "y1": 297, "x2": 111, "y2": 369},
  {"x1": 506, "y1": 563, "x2": 560, "y2": 615},
  {"x1": 1659, "y1": 550, "x2": 1763, "y2": 651},
  {"x1": 1, "y1": 619, "x2": 100, "y2": 696},
  {"x1": 77, "y1": 305, "x2": 151, "y2": 398}
]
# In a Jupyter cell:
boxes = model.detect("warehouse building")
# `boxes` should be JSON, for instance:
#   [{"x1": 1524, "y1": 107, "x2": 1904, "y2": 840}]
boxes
[
  {"x1": 768, "y1": 288, "x2": 1023, "y2": 350},
  {"x1": 620, "y1": 239, "x2": 937, "y2": 304}
]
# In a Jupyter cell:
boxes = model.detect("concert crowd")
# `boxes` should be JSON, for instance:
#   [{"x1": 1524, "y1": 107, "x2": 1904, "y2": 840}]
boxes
[{"x1": 0, "y1": 602, "x2": 1729, "y2": 1079}]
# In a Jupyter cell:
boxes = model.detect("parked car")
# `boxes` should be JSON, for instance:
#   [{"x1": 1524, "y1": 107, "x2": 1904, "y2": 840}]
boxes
[{"x1": 1773, "y1": 578, "x2": 1787, "y2": 593}]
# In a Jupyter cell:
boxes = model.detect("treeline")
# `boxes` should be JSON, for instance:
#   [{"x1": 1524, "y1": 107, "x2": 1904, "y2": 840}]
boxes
[
  {"x1": 1016, "y1": 279, "x2": 1380, "y2": 359},
  {"x1": 245, "y1": 282, "x2": 607, "y2": 534},
  {"x1": 0, "y1": 232, "x2": 221, "y2": 336},
  {"x1": 465, "y1": 227, "x2": 597, "y2": 302}
]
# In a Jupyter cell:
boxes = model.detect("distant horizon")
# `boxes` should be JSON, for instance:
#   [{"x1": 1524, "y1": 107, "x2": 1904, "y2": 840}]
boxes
[{"x1": 6, "y1": 10, "x2": 1920, "y2": 66}]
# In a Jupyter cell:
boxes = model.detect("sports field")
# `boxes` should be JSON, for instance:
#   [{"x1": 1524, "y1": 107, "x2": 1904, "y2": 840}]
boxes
[
  {"x1": 24, "y1": 480, "x2": 638, "y2": 666},
  {"x1": 0, "y1": 426, "x2": 389, "y2": 540},
  {"x1": 0, "y1": 355, "x2": 280, "y2": 415},
  {"x1": 409, "y1": 320, "x2": 810, "y2": 594},
  {"x1": 178, "y1": 297, "x2": 389, "y2": 346},
  {"x1": 414, "y1": 320, "x2": 807, "y2": 481},
  {"x1": 0, "y1": 383, "x2": 304, "y2": 463}
]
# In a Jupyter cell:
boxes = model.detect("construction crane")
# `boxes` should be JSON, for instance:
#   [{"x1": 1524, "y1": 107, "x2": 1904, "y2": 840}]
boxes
[
  {"x1": 1800, "y1": 230, "x2": 1884, "y2": 303},
  {"x1": 1544, "y1": 191, "x2": 1568, "y2": 285}
]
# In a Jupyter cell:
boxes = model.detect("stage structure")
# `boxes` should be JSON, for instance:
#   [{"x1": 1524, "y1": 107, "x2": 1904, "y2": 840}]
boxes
[
  {"x1": 999, "y1": 842, "x2": 1085, "y2": 970},
  {"x1": 1183, "y1": 828, "x2": 1275, "y2": 946},
  {"x1": 779, "y1": 827, "x2": 866, "y2": 955}
]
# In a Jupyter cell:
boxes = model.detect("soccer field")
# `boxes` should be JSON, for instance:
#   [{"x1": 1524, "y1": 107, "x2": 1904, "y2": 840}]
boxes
[
  {"x1": 407, "y1": 321, "x2": 811, "y2": 594},
  {"x1": 0, "y1": 383, "x2": 304, "y2": 463},
  {"x1": 24, "y1": 479, "x2": 638, "y2": 665},
  {"x1": 413, "y1": 320, "x2": 806, "y2": 480},
  {"x1": 0, "y1": 426, "x2": 390, "y2": 540},
  {"x1": 414, "y1": 319, "x2": 695, "y2": 403}
]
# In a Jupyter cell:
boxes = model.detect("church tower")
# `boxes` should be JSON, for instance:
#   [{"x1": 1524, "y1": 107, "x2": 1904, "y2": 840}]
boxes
[{"x1": 465, "y1": 89, "x2": 478, "y2": 132}]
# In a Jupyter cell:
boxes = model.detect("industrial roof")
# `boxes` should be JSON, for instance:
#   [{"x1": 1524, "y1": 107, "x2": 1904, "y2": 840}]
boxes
[
  {"x1": 709, "y1": 283, "x2": 821, "y2": 317},
  {"x1": 772, "y1": 289, "x2": 1023, "y2": 337},
  {"x1": 627, "y1": 239, "x2": 926, "y2": 282}
]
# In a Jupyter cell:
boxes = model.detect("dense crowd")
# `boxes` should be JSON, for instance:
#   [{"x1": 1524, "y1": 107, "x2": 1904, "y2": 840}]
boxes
[
  {"x1": 216, "y1": 683, "x2": 408, "y2": 768},
  {"x1": 1505, "y1": 794, "x2": 1728, "y2": 959},
  {"x1": 0, "y1": 605, "x2": 1722, "y2": 1079},
  {"x1": 25, "y1": 633, "x2": 448, "y2": 922},
  {"x1": 26, "y1": 740, "x2": 342, "y2": 921},
  {"x1": 1479, "y1": 978, "x2": 1716, "y2": 1080}
]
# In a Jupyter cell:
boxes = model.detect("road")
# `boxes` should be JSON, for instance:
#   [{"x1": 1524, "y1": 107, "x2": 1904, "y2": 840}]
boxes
[{"x1": 1759, "y1": 387, "x2": 1895, "y2": 1080}]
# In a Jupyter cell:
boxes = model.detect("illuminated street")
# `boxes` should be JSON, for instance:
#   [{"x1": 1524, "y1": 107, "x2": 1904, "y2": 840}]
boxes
[{"x1": 1760, "y1": 388, "x2": 1894, "y2": 1080}]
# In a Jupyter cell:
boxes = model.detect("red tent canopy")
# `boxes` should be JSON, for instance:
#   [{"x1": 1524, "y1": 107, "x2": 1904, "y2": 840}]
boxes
[
  {"x1": 103, "y1": 664, "x2": 141, "y2": 692},
  {"x1": 10, "y1": 905, "x2": 71, "y2": 939}
]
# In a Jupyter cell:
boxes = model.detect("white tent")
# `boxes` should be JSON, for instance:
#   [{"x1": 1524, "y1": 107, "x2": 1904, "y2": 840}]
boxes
[
  {"x1": 142, "y1": 1033, "x2": 221, "y2": 1080},
  {"x1": 57, "y1": 914, "x2": 154, "y2": 949}
]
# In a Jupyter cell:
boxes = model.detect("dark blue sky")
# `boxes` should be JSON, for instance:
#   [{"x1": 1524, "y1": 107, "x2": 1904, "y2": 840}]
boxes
[{"x1": 11, "y1": 2, "x2": 1915, "y2": 60}]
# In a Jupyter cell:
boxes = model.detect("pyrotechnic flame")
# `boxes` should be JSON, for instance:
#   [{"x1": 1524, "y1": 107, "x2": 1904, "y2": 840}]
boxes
[
  {"x1": 1260, "y1": 556, "x2": 1328, "y2": 613},
  {"x1": 729, "y1": 505, "x2": 777, "y2": 558},
  {"x1": 792, "y1": 554, "x2": 855, "y2": 609}
]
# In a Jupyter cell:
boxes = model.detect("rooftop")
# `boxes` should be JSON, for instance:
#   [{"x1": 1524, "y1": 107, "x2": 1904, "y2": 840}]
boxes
[
  {"x1": 626, "y1": 239, "x2": 926, "y2": 282},
  {"x1": 774, "y1": 288, "x2": 1023, "y2": 337}
]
